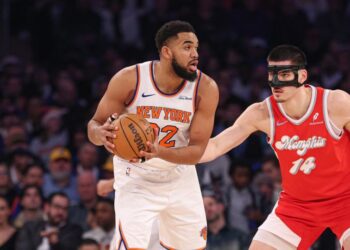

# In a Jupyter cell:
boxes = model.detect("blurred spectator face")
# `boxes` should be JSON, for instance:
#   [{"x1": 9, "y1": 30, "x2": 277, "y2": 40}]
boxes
[
  {"x1": 203, "y1": 196, "x2": 224, "y2": 223},
  {"x1": 259, "y1": 181, "x2": 273, "y2": 197},
  {"x1": 42, "y1": 110, "x2": 64, "y2": 134},
  {"x1": 27, "y1": 97, "x2": 44, "y2": 121},
  {"x1": 4, "y1": 76, "x2": 23, "y2": 98},
  {"x1": 0, "y1": 164, "x2": 11, "y2": 189},
  {"x1": 10, "y1": 149, "x2": 35, "y2": 174},
  {"x1": 50, "y1": 159, "x2": 71, "y2": 182},
  {"x1": 255, "y1": 174, "x2": 274, "y2": 197},
  {"x1": 78, "y1": 143, "x2": 98, "y2": 169},
  {"x1": 49, "y1": 148, "x2": 72, "y2": 182},
  {"x1": 0, "y1": 197, "x2": 11, "y2": 224},
  {"x1": 46, "y1": 195, "x2": 69, "y2": 226},
  {"x1": 23, "y1": 165, "x2": 44, "y2": 187},
  {"x1": 0, "y1": 112, "x2": 21, "y2": 131},
  {"x1": 262, "y1": 160, "x2": 281, "y2": 183},
  {"x1": 77, "y1": 173, "x2": 97, "y2": 203},
  {"x1": 231, "y1": 166, "x2": 251, "y2": 189},
  {"x1": 95, "y1": 201, "x2": 115, "y2": 231},
  {"x1": 5, "y1": 126, "x2": 28, "y2": 151},
  {"x1": 21, "y1": 186, "x2": 43, "y2": 210},
  {"x1": 72, "y1": 129, "x2": 88, "y2": 151},
  {"x1": 55, "y1": 78, "x2": 77, "y2": 107}
]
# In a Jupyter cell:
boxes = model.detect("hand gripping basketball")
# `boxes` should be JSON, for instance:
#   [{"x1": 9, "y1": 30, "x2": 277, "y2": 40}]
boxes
[{"x1": 109, "y1": 113, "x2": 155, "y2": 161}]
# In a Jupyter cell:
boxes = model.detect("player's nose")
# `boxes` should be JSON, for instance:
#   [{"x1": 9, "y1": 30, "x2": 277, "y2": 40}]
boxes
[{"x1": 191, "y1": 48, "x2": 199, "y2": 58}]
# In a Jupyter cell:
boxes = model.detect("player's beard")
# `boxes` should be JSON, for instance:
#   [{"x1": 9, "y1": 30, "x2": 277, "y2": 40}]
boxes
[{"x1": 172, "y1": 58, "x2": 197, "y2": 81}]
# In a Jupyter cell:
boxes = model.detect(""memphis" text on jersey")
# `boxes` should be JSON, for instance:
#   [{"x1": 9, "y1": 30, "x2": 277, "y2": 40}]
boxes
[{"x1": 275, "y1": 135, "x2": 327, "y2": 156}]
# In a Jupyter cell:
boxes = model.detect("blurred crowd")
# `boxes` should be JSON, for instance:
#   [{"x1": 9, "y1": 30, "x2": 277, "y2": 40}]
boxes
[{"x1": 1, "y1": 0, "x2": 350, "y2": 249}]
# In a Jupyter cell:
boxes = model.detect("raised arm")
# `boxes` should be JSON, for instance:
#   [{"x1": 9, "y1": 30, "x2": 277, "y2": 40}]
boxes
[
  {"x1": 87, "y1": 66, "x2": 137, "y2": 152},
  {"x1": 141, "y1": 74, "x2": 219, "y2": 164},
  {"x1": 200, "y1": 101, "x2": 270, "y2": 163}
]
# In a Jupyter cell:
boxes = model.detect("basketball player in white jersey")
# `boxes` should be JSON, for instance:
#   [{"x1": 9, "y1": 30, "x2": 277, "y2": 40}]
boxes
[{"x1": 88, "y1": 20, "x2": 219, "y2": 250}]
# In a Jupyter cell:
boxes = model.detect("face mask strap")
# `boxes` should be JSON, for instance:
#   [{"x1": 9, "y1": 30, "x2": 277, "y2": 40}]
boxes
[{"x1": 268, "y1": 65, "x2": 306, "y2": 88}]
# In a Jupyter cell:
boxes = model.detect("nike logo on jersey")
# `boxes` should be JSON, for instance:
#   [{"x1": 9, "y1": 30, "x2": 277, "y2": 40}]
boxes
[
  {"x1": 275, "y1": 135, "x2": 327, "y2": 156},
  {"x1": 142, "y1": 93, "x2": 156, "y2": 98},
  {"x1": 276, "y1": 120, "x2": 288, "y2": 126}
]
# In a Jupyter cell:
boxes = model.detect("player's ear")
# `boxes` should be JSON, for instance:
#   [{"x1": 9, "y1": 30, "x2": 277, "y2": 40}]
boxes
[
  {"x1": 299, "y1": 69, "x2": 308, "y2": 84},
  {"x1": 161, "y1": 46, "x2": 173, "y2": 60}
]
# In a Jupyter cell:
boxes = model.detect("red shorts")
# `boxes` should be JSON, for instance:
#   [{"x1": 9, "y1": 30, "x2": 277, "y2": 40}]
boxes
[{"x1": 262, "y1": 193, "x2": 350, "y2": 250}]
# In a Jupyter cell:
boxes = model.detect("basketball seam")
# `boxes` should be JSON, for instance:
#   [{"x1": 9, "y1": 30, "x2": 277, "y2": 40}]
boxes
[
  {"x1": 124, "y1": 116, "x2": 151, "y2": 143},
  {"x1": 119, "y1": 119, "x2": 140, "y2": 158}
]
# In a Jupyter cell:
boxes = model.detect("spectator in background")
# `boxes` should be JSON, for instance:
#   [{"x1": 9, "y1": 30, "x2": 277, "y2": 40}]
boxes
[
  {"x1": 69, "y1": 172, "x2": 98, "y2": 231},
  {"x1": 30, "y1": 109, "x2": 68, "y2": 164},
  {"x1": 0, "y1": 161, "x2": 17, "y2": 208},
  {"x1": 100, "y1": 155, "x2": 114, "y2": 180},
  {"x1": 261, "y1": 155, "x2": 281, "y2": 203},
  {"x1": 43, "y1": 147, "x2": 78, "y2": 202},
  {"x1": 21, "y1": 162, "x2": 45, "y2": 187},
  {"x1": 16, "y1": 192, "x2": 82, "y2": 250},
  {"x1": 78, "y1": 238, "x2": 100, "y2": 250},
  {"x1": 14, "y1": 185, "x2": 44, "y2": 228},
  {"x1": 226, "y1": 160, "x2": 258, "y2": 236},
  {"x1": 252, "y1": 173, "x2": 275, "y2": 227},
  {"x1": 83, "y1": 198, "x2": 115, "y2": 250},
  {"x1": 0, "y1": 195, "x2": 17, "y2": 250},
  {"x1": 76, "y1": 142, "x2": 100, "y2": 179},
  {"x1": 203, "y1": 189, "x2": 249, "y2": 250},
  {"x1": 3, "y1": 125, "x2": 29, "y2": 154},
  {"x1": 8, "y1": 148, "x2": 36, "y2": 186}
]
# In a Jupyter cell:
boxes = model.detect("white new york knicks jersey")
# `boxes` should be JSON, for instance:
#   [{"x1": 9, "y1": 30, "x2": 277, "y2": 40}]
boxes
[
  {"x1": 128, "y1": 61, "x2": 200, "y2": 147},
  {"x1": 117, "y1": 60, "x2": 201, "y2": 170}
]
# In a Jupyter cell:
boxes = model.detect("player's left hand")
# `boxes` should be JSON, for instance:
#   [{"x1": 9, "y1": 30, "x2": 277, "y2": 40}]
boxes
[{"x1": 139, "y1": 127, "x2": 159, "y2": 160}]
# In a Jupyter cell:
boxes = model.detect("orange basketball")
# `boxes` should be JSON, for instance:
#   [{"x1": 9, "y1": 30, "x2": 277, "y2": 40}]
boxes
[{"x1": 110, "y1": 113, "x2": 155, "y2": 160}]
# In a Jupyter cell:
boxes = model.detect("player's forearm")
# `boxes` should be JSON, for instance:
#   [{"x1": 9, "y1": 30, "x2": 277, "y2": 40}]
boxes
[
  {"x1": 199, "y1": 139, "x2": 219, "y2": 163},
  {"x1": 157, "y1": 145, "x2": 205, "y2": 165},
  {"x1": 87, "y1": 119, "x2": 103, "y2": 146}
]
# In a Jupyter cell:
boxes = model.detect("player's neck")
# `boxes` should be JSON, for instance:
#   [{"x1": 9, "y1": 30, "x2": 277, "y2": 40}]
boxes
[
  {"x1": 154, "y1": 61, "x2": 185, "y2": 94},
  {"x1": 281, "y1": 86, "x2": 312, "y2": 120}
]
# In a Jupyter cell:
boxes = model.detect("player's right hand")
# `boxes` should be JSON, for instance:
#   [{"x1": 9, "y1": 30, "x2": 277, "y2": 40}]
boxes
[{"x1": 95, "y1": 113, "x2": 119, "y2": 154}]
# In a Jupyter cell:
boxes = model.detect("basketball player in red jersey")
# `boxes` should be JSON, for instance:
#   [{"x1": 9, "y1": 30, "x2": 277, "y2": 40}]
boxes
[
  {"x1": 194, "y1": 45, "x2": 350, "y2": 250},
  {"x1": 87, "y1": 20, "x2": 218, "y2": 250}
]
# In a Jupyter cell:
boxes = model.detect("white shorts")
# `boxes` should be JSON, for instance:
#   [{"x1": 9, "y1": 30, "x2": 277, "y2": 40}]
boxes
[
  {"x1": 113, "y1": 160, "x2": 207, "y2": 250},
  {"x1": 255, "y1": 209, "x2": 301, "y2": 248}
]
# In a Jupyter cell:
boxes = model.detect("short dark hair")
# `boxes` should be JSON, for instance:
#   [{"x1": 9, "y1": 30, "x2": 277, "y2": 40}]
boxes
[
  {"x1": 155, "y1": 20, "x2": 196, "y2": 52},
  {"x1": 96, "y1": 197, "x2": 114, "y2": 207},
  {"x1": 78, "y1": 238, "x2": 100, "y2": 250},
  {"x1": 20, "y1": 184, "x2": 44, "y2": 201},
  {"x1": 267, "y1": 44, "x2": 307, "y2": 65},
  {"x1": 47, "y1": 191, "x2": 69, "y2": 204},
  {"x1": 261, "y1": 154, "x2": 279, "y2": 168},
  {"x1": 22, "y1": 162, "x2": 45, "y2": 176},
  {"x1": 229, "y1": 159, "x2": 251, "y2": 176}
]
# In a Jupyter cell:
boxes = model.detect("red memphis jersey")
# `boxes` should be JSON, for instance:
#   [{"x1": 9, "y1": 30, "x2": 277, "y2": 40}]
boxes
[{"x1": 266, "y1": 85, "x2": 350, "y2": 202}]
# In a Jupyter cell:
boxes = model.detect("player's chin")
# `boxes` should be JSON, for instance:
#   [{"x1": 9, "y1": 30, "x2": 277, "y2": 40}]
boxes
[{"x1": 274, "y1": 96, "x2": 287, "y2": 103}]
